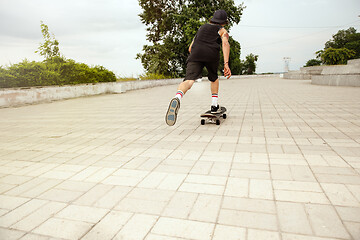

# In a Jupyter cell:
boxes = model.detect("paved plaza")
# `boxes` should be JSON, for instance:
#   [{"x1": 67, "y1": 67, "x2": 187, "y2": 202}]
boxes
[{"x1": 0, "y1": 76, "x2": 359, "y2": 240}]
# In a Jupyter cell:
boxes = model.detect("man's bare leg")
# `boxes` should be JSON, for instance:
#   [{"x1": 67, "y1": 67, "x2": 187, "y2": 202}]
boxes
[
  {"x1": 210, "y1": 79, "x2": 219, "y2": 94},
  {"x1": 178, "y1": 80, "x2": 195, "y2": 95}
]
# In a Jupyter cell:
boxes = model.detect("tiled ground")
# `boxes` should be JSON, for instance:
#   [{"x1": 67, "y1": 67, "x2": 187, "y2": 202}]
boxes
[{"x1": 0, "y1": 76, "x2": 359, "y2": 240}]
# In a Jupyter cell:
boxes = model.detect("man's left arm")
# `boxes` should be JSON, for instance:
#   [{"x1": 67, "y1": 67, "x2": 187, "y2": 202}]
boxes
[
  {"x1": 189, "y1": 40, "x2": 194, "y2": 53},
  {"x1": 220, "y1": 29, "x2": 231, "y2": 79}
]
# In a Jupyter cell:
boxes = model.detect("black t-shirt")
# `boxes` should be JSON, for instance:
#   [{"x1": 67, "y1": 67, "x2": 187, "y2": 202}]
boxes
[{"x1": 187, "y1": 23, "x2": 223, "y2": 63}]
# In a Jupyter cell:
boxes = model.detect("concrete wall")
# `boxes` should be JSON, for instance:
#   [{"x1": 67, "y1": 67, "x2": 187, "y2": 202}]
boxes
[
  {"x1": 311, "y1": 75, "x2": 360, "y2": 87},
  {"x1": 0, "y1": 78, "x2": 183, "y2": 108},
  {"x1": 283, "y1": 59, "x2": 360, "y2": 87},
  {"x1": 283, "y1": 70, "x2": 311, "y2": 80},
  {"x1": 311, "y1": 59, "x2": 360, "y2": 87},
  {"x1": 300, "y1": 65, "x2": 325, "y2": 75}
]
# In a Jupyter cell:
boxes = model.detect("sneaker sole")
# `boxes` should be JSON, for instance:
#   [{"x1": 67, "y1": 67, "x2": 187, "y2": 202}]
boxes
[{"x1": 165, "y1": 98, "x2": 180, "y2": 126}]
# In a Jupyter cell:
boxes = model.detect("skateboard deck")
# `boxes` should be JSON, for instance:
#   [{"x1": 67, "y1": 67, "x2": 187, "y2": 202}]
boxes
[{"x1": 200, "y1": 106, "x2": 227, "y2": 125}]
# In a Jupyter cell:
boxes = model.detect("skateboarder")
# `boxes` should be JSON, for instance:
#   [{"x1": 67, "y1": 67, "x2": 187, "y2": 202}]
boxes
[{"x1": 166, "y1": 9, "x2": 232, "y2": 126}]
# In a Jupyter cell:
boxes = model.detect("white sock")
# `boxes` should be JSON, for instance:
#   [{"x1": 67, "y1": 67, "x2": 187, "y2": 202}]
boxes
[
  {"x1": 212, "y1": 93, "x2": 218, "y2": 106},
  {"x1": 175, "y1": 90, "x2": 184, "y2": 101}
]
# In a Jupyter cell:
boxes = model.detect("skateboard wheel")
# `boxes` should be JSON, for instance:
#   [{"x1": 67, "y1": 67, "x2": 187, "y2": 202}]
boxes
[
  {"x1": 201, "y1": 119, "x2": 205, "y2": 125},
  {"x1": 223, "y1": 114, "x2": 227, "y2": 119},
  {"x1": 216, "y1": 120, "x2": 220, "y2": 125}
]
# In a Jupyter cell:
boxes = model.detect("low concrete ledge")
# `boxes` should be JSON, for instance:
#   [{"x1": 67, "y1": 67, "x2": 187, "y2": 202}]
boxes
[
  {"x1": 311, "y1": 59, "x2": 360, "y2": 87},
  {"x1": 283, "y1": 70, "x2": 311, "y2": 80},
  {"x1": 300, "y1": 65, "x2": 326, "y2": 75},
  {"x1": 312, "y1": 74, "x2": 360, "y2": 87},
  {"x1": 0, "y1": 78, "x2": 183, "y2": 108},
  {"x1": 348, "y1": 58, "x2": 360, "y2": 66},
  {"x1": 283, "y1": 58, "x2": 360, "y2": 87}
]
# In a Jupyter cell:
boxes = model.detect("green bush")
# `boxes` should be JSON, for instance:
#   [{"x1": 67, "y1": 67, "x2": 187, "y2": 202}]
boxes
[
  {"x1": 139, "y1": 72, "x2": 171, "y2": 80},
  {"x1": 304, "y1": 59, "x2": 322, "y2": 67},
  {"x1": 0, "y1": 57, "x2": 116, "y2": 88},
  {"x1": 321, "y1": 48, "x2": 356, "y2": 65}
]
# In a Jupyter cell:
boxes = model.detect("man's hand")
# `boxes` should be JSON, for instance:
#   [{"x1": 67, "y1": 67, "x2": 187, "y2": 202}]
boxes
[{"x1": 224, "y1": 63, "x2": 231, "y2": 79}]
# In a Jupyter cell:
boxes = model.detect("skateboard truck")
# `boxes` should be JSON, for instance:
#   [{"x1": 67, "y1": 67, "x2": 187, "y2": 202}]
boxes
[{"x1": 200, "y1": 106, "x2": 227, "y2": 125}]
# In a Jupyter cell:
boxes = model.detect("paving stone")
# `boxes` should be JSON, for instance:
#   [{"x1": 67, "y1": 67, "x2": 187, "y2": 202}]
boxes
[
  {"x1": 222, "y1": 196, "x2": 276, "y2": 214},
  {"x1": 0, "y1": 227, "x2": 26, "y2": 239},
  {"x1": 273, "y1": 180, "x2": 322, "y2": 192},
  {"x1": 179, "y1": 182, "x2": 224, "y2": 195},
  {"x1": 33, "y1": 217, "x2": 93, "y2": 239},
  {"x1": 145, "y1": 233, "x2": 182, "y2": 240},
  {"x1": 249, "y1": 179, "x2": 273, "y2": 200},
  {"x1": 305, "y1": 203, "x2": 350, "y2": 239},
  {"x1": 0, "y1": 199, "x2": 47, "y2": 228},
  {"x1": 247, "y1": 229, "x2": 281, "y2": 240},
  {"x1": 82, "y1": 211, "x2": 133, "y2": 240},
  {"x1": 282, "y1": 233, "x2": 339, "y2": 240},
  {"x1": 11, "y1": 202, "x2": 66, "y2": 232},
  {"x1": 37, "y1": 188, "x2": 83, "y2": 203},
  {"x1": 346, "y1": 184, "x2": 360, "y2": 202},
  {"x1": 224, "y1": 178, "x2": 249, "y2": 197},
  {"x1": 114, "y1": 214, "x2": 158, "y2": 240},
  {"x1": 93, "y1": 185, "x2": 132, "y2": 209},
  {"x1": 188, "y1": 194, "x2": 222, "y2": 222},
  {"x1": 218, "y1": 209, "x2": 278, "y2": 231},
  {"x1": 19, "y1": 233, "x2": 57, "y2": 240},
  {"x1": 335, "y1": 206, "x2": 360, "y2": 222},
  {"x1": 212, "y1": 225, "x2": 246, "y2": 240},
  {"x1": 321, "y1": 183, "x2": 360, "y2": 207},
  {"x1": 115, "y1": 196, "x2": 168, "y2": 215},
  {"x1": 162, "y1": 191, "x2": 197, "y2": 219},
  {"x1": 0, "y1": 195, "x2": 30, "y2": 210},
  {"x1": 56, "y1": 204, "x2": 108, "y2": 223},
  {"x1": 151, "y1": 217, "x2": 214, "y2": 240},
  {"x1": 0, "y1": 175, "x2": 33, "y2": 185},
  {"x1": 19, "y1": 179, "x2": 61, "y2": 198},
  {"x1": 86, "y1": 167, "x2": 117, "y2": 183},
  {"x1": 277, "y1": 201, "x2": 312, "y2": 235},
  {"x1": 344, "y1": 221, "x2": 360, "y2": 240},
  {"x1": 274, "y1": 190, "x2": 329, "y2": 204}
]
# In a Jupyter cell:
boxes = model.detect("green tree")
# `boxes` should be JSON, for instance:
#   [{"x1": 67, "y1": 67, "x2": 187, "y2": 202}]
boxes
[
  {"x1": 321, "y1": 48, "x2": 355, "y2": 65},
  {"x1": 310, "y1": 27, "x2": 360, "y2": 66},
  {"x1": 325, "y1": 27, "x2": 357, "y2": 49},
  {"x1": 137, "y1": 0, "x2": 245, "y2": 77},
  {"x1": 325, "y1": 27, "x2": 360, "y2": 59},
  {"x1": 344, "y1": 35, "x2": 360, "y2": 59},
  {"x1": 241, "y1": 53, "x2": 258, "y2": 75},
  {"x1": 36, "y1": 21, "x2": 61, "y2": 59}
]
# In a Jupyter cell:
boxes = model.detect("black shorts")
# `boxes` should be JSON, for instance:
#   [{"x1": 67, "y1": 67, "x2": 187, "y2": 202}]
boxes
[{"x1": 184, "y1": 61, "x2": 219, "y2": 82}]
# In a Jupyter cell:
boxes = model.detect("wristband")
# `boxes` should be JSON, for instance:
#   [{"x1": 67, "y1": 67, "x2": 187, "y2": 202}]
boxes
[{"x1": 224, "y1": 62, "x2": 229, "y2": 65}]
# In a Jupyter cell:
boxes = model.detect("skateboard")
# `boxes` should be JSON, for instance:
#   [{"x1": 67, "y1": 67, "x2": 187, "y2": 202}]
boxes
[{"x1": 200, "y1": 106, "x2": 227, "y2": 125}]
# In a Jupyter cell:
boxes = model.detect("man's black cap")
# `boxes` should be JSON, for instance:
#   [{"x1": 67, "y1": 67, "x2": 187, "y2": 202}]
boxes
[{"x1": 211, "y1": 10, "x2": 228, "y2": 24}]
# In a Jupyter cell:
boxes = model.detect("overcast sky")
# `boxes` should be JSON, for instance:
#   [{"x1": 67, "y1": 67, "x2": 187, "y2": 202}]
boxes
[{"x1": 0, "y1": 0, "x2": 359, "y2": 76}]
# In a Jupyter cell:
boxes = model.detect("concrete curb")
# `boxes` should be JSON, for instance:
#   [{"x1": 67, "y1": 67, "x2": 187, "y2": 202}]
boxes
[{"x1": 0, "y1": 78, "x2": 183, "y2": 108}]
